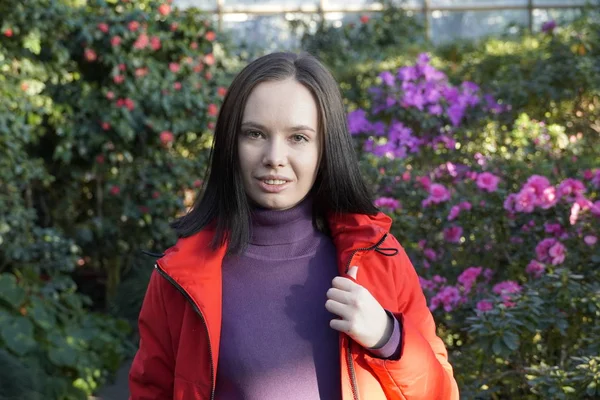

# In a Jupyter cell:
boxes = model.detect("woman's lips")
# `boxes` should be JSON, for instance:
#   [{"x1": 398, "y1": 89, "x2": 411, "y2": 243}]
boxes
[{"x1": 255, "y1": 178, "x2": 291, "y2": 193}]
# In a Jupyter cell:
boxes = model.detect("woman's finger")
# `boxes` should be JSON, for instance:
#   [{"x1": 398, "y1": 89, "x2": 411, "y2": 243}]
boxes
[
  {"x1": 331, "y1": 276, "x2": 359, "y2": 291},
  {"x1": 326, "y1": 287, "x2": 352, "y2": 304},
  {"x1": 325, "y1": 299, "x2": 353, "y2": 320},
  {"x1": 329, "y1": 318, "x2": 351, "y2": 334}
]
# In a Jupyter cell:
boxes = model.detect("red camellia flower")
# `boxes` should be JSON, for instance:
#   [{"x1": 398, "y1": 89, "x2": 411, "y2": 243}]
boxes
[
  {"x1": 118, "y1": 63, "x2": 126, "y2": 71},
  {"x1": 113, "y1": 74, "x2": 125, "y2": 84},
  {"x1": 152, "y1": 191, "x2": 161, "y2": 199},
  {"x1": 3, "y1": 28, "x2": 13, "y2": 37},
  {"x1": 207, "y1": 121, "x2": 215, "y2": 130},
  {"x1": 205, "y1": 72, "x2": 213, "y2": 80},
  {"x1": 207, "y1": 104, "x2": 218, "y2": 116},
  {"x1": 190, "y1": 41, "x2": 198, "y2": 50},
  {"x1": 217, "y1": 87, "x2": 227, "y2": 97},
  {"x1": 84, "y1": 48, "x2": 97, "y2": 62},
  {"x1": 193, "y1": 63, "x2": 204, "y2": 73},
  {"x1": 170, "y1": 22, "x2": 178, "y2": 31},
  {"x1": 124, "y1": 98, "x2": 135, "y2": 111},
  {"x1": 106, "y1": 91, "x2": 115, "y2": 100},
  {"x1": 158, "y1": 4, "x2": 171, "y2": 16},
  {"x1": 360, "y1": 15, "x2": 370, "y2": 24},
  {"x1": 97, "y1": 23, "x2": 109, "y2": 33},
  {"x1": 160, "y1": 130, "x2": 174, "y2": 146},
  {"x1": 110, "y1": 185, "x2": 121, "y2": 196},
  {"x1": 20, "y1": 82, "x2": 29, "y2": 92},
  {"x1": 139, "y1": 205, "x2": 149, "y2": 214},
  {"x1": 205, "y1": 31, "x2": 216, "y2": 41},
  {"x1": 169, "y1": 62, "x2": 180, "y2": 73},
  {"x1": 173, "y1": 82, "x2": 182, "y2": 90},
  {"x1": 193, "y1": 179, "x2": 203, "y2": 188},
  {"x1": 204, "y1": 53, "x2": 215, "y2": 66},
  {"x1": 101, "y1": 122, "x2": 111, "y2": 131},
  {"x1": 111, "y1": 36, "x2": 122, "y2": 47},
  {"x1": 128, "y1": 21, "x2": 140, "y2": 32},
  {"x1": 135, "y1": 67, "x2": 148, "y2": 77},
  {"x1": 96, "y1": 154, "x2": 105, "y2": 164},
  {"x1": 150, "y1": 36, "x2": 161, "y2": 51},
  {"x1": 134, "y1": 33, "x2": 149, "y2": 49}
]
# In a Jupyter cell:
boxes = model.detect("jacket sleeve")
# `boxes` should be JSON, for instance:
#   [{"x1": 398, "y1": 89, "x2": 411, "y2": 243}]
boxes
[
  {"x1": 129, "y1": 269, "x2": 175, "y2": 400},
  {"x1": 362, "y1": 239, "x2": 460, "y2": 400}
]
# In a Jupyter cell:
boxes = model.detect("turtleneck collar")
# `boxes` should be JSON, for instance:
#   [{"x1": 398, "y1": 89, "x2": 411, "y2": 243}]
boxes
[{"x1": 249, "y1": 197, "x2": 315, "y2": 246}]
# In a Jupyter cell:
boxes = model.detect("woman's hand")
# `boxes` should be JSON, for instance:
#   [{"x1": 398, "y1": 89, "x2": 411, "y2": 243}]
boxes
[{"x1": 326, "y1": 266, "x2": 393, "y2": 349}]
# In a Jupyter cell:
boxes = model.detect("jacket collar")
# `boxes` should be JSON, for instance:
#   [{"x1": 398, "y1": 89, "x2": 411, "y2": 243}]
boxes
[{"x1": 158, "y1": 211, "x2": 392, "y2": 281}]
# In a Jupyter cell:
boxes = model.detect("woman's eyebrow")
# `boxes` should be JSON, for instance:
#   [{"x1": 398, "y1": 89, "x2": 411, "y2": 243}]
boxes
[{"x1": 241, "y1": 121, "x2": 316, "y2": 133}]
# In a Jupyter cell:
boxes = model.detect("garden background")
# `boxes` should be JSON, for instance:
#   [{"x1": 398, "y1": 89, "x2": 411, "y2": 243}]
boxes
[{"x1": 1, "y1": 0, "x2": 599, "y2": 399}]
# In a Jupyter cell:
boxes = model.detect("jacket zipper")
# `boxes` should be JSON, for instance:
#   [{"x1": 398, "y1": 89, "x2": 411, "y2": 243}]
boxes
[
  {"x1": 344, "y1": 232, "x2": 389, "y2": 400},
  {"x1": 154, "y1": 263, "x2": 216, "y2": 400}
]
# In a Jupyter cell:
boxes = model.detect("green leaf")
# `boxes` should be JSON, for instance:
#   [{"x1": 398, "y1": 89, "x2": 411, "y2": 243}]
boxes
[
  {"x1": 28, "y1": 297, "x2": 55, "y2": 330},
  {"x1": 492, "y1": 336, "x2": 505, "y2": 355},
  {"x1": 0, "y1": 274, "x2": 26, "y2": 308},
  {"x1": 1, "y1": 316, "x2": 36, "y2": 356},
  {"x1": 502, "y1": 331, "x2": 520, "y2": 351},
  {"x1": 48, "y1": 339, "x2": 78, "y2": 367}
]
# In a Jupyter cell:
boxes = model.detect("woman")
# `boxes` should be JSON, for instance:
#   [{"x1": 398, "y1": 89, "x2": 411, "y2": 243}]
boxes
[{"x1": 129, "y1": 52, "x2": 459, "y2": 400}]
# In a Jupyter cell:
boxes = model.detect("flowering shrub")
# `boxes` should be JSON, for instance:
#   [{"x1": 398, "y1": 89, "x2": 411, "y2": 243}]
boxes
[
  {"x1": 352, "y1": 51, "x2": 600, "y2": 397},
  {"x1": 1, "y1": 0, "x2": 235, "y2": 397}
]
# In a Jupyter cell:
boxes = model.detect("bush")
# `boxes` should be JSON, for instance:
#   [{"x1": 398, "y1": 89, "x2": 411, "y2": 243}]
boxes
[
  {"x1": 351, "y1": 46, "x2": 599, "y2": 398},
  {"x1": 0, "y1": 0, "x2": 237, "y2": 396},
  {"x1": 291, "y1": 0, "x2": 428, "y2": 109}
]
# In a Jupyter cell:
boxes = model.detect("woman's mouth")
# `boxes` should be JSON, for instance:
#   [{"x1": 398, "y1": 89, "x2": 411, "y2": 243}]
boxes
[{"x1": 256, "y1": 178, "x2": 291, "y2": 193}]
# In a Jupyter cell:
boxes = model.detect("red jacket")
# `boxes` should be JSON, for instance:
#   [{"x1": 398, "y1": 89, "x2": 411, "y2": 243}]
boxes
[{"x1": 129, "y1": 211, "x2": 459, "y2": 400}]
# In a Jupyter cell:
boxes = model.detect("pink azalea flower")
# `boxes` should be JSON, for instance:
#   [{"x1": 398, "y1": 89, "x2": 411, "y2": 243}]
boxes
[
  {"x1": 459, "y1": 201, "x2": 472, "y2": 211},
  {"x1": 570, "y1": 202, "x2": 581, "y2": 225},
  {"x1": 515, "y1": 187, "x2": 536, "y2": 213},
  {"x1": 457, "y1": 266, "x2": 482, "y2": 293},
  {"x1": 444, "y1": 226, "x2": 463, "y2": 243},
  {"x1": 504, "y1": 194, "x2": 517, "y2": 212},
  {"x1": 429, "y1": 183, "x2": 451, "y2": 203},
  {"x1": 548, "y1": 242, "x2": 566, "y2": 265},
  {"x1": 584, "y1": 235, "x2": 597, "y2": 246},
  {"x1": 526, "y1": 260, "x2": 545, "y2": 278},
  {"x1": 447, "y1": 205, "x2": 461, "y2": 221},
  {"x1": 476, "y1": 300, "x2": 493, "y2": 312},
  {"x1": 374, "y1": 197, "x2": 401, "y2": 211},
  {"x1": 557, "y1": 178, "x2": 586, "y2": 201},
  {"x1": 476, "y1": 172, "x2": 500, "y2": 192},
  {"x1": 524, "y1": 175, "x2": 551, "y2": 196},
  {"x1": 492, "y1": 280, "x2": 522, "y2": 295},
  {"x1": 417, "y1": 176, "x2": 432, "y2": 190},
  {"x1": 429, "y1": 286, "x2": 461, "y2": 312},
  {"x1": 536, "y1": 238, "x2": 557, "y2": 263},
  {"x1": 539, "y1": 186, "x2": 558, "y2": 209},
  {"x1": 424, "y1": 248, "x2": 437, "y2": 262}
]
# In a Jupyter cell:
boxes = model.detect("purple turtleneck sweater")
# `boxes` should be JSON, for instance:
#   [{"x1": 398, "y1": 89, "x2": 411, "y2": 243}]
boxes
[{"x1": 215, "y1": 199, "x2": 401, "y2": 399}]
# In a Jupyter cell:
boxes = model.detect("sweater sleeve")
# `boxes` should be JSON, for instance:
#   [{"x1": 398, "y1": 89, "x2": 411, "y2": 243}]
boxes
[{"x1": 368, "y1": 310, "x2": 402, "y2": 360}]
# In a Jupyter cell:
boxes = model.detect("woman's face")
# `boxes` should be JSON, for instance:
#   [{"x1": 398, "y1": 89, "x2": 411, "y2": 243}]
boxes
[{"x1": 238, "y1": 79, "x2": 321, "y2": 211}]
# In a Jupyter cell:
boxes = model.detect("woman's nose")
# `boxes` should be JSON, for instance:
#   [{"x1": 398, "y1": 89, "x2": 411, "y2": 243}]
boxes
[{"x1": 262, "y1": 138, "x2": 287, "y2": 168}]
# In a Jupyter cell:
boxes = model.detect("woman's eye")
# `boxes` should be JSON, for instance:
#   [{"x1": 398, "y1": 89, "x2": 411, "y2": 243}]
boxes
[
  {"x1": 245, "y1": 130, "x2": 262, "y2": 139},
  {"x1": 292, "y1": 134, "x2": 308, "y2": 143}
]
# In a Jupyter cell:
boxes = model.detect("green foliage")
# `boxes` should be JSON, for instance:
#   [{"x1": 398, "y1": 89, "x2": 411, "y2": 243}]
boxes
[
  {"x1": 291, "y1": 0, "x2": 428, "y2": 109},
  {"x1": 0, "y1": 0, "x2": 237, "y2": 397}
]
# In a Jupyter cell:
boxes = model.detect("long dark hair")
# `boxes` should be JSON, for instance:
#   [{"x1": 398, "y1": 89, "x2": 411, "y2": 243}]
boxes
[{"x1": 171, "y1": 52, "x2": 378, "y2": 254}]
